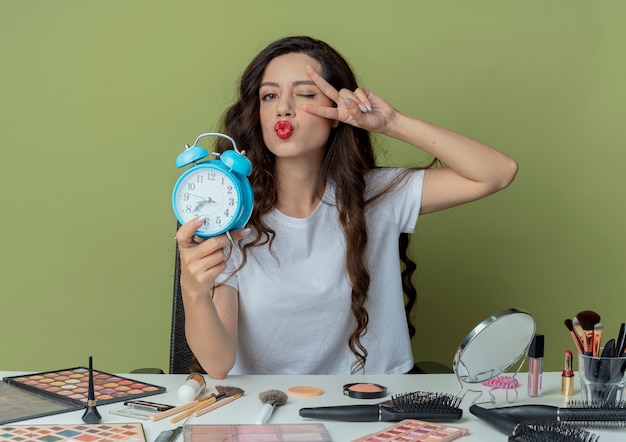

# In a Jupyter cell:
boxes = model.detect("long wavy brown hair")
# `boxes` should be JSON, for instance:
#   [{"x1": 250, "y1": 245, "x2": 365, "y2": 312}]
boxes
[{"x1": 208, "y1": 36, "x2": 424, "y2": 373}]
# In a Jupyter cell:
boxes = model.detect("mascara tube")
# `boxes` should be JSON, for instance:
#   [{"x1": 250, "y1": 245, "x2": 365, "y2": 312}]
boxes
[
  {"x1": 527, "y1": 334, "x2": 544, "y2": 398},
  {"x1": 561, "y1": 349, "x2": 574, "y2": 396}
]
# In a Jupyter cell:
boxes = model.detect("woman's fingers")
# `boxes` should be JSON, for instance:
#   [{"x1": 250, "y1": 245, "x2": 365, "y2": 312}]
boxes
[
  {"x1": 176, "y1": 217, "x2": 206, "y2": 249},
  {"x1": 306, "y1": 65, "x2": 340, "y2": 102},
  {"x1": 306, "y1": 64, "x2": 371, "y2": 112},
  {"x1": 351, "y1": 88, "x2": 372, "y2": 112},
  {"x1": 304, "y1": 65, "x2": 374, "y2": 124}
]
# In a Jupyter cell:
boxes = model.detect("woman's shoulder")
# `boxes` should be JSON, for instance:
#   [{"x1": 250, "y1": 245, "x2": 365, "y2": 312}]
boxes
[
  {"x1": 366, "y1": 166, "x2": 405, "y2": 180},
  {"x1": 365, "y1": 167, "x2": 423, "y2": 192}
]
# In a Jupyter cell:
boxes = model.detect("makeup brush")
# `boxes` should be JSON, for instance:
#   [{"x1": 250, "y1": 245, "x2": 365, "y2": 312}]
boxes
[
  {"x1": 592, "y1": 323, "x2": 603, "y2": 358},
  {"x1": 256, "y1": 389, "x2": 288, "y2": 424},
  {"x1": 194, "y1": 391, "x2": 244, "y2": 417},
  {"x1": 564, "y1": 319, "x2": 584, "y2": 354},
  {"x1": 616, "y1": 323, "x2": 626, "y2": 356},
  {"x1": 81, "y1": 356, "x2": 102, "y2": 424},
  {"x1": 597, "y1": 338, "x2": 616, "y2": 395},
  {"x1": 170, "y1": 385, "x2": 243, "y2": 423},
  {"x1": 150, "y1": 394, "x2": 215, "y2": 422},
  {"x1": 576, "y1": 311, "x2": 601, "y2": 356},
  {"x1": 214, "y1": 385, "x2": 245, "y2": 401},
  {"x1": 300, "y1": 391, "x2": 463, "y2": 422},
  {"x1": 573, "y1": 317, "x2": 584, "y2": 343}
]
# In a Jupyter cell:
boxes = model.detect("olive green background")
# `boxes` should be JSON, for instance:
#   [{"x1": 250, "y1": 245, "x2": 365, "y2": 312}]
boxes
[{"x1": 1, "y1": 1, "x2": 625, "y2": 374}]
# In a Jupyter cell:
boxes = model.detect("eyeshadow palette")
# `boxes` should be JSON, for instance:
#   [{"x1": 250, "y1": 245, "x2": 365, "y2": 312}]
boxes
[
  {"x1": 3, "y1": 367, "x2": 165, "y2": 407},
  {"x1": 184, "y1": 424, "x2": 331, "y2": 442},
  {"x1": 0, "y1": 423, "x2": 146, "y2": 442},
  {"x1": 352, "y1": 419, "x2": 469, "y2": 442},
  {"x1": 0, "y1": 382, "x2": 81, "y2": 425}
]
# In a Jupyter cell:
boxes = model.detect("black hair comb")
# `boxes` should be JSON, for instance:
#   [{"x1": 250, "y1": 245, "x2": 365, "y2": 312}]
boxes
[{"x1": 299, "y1": 391, "x2": 462, "y2": 422}]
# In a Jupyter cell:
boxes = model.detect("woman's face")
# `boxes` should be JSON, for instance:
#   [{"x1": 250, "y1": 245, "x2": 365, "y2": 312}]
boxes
[{"x1": 258, "y1": 53, "x2": 336, "y2": 163}]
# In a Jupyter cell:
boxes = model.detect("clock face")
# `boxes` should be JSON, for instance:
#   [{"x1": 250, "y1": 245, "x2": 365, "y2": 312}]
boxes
[{"x1": 173, "y1": 164, "x2": 243, "y2": 236}]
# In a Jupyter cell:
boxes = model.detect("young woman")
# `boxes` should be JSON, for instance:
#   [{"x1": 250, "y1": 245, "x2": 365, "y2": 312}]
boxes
[{"x1": 175, "y1": 36, "x2": 518, "y2": 378}]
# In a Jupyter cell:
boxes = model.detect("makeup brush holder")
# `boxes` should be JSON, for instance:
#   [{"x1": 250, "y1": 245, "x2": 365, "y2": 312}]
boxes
[{"x1": 578, "y1": 353, "x2": 626, "y2": 404}]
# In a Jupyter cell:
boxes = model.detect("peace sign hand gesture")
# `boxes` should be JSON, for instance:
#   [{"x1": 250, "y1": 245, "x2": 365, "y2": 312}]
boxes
[{"x1": 300, "y1": 65, "x2": 398, "y2": 134}]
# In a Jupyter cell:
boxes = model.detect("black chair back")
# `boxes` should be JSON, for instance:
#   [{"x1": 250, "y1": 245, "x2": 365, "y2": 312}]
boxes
[{"x1": 169, "y1": 241, "x2": 194, "y2": 374}]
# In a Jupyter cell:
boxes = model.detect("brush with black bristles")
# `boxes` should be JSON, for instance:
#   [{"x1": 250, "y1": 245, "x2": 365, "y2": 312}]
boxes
[
  {"x1": 256, "y1": 389, "x2": 288, "y2": 424},
  {"x1": 564, "y1": 318, "x2": 584, "y2": 354},
  {"x1": 508, "y1": 421, "x2": 600, "y2": 442},
  {"x1": 470, "y1": 402, "x2": 626, "y2": 429},
  {"x1": 470, "y1": 405, "x2": 600, "y2": 441},
  {"x1": 299, "y1": 391, "x2": 462, "y2": 422},
  {"x1": 215, "y1": 384, "x2": 244, "y2": 399},
  {"x1": 576, "y1": 310, "x2": 601, "y2": 356}
]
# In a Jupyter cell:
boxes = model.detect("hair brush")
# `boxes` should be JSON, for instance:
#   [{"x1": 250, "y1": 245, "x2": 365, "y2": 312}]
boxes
[
  {"x1": 470, "y1": 402, "x2": 626, "y2": 428},
  {"x1": 299, "y1": 391, "x2": 462, "y2": 422},
  {"x1": 508, "y1": 421, "x2": 600, "y2": 442},
  {"x1": 470, "y1": 405, "x2": 600, "y2": 441}
]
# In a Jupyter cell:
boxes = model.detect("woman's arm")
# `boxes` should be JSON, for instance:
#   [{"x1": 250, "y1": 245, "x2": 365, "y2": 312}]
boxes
[
  {"x1": 383, "y1": 112, "x2": 518, "y2": 214},
  {"x1": 302, "y1": 66, "x2": 518, "y2": 214},
  {"x1": 176, "y1": 218, "x2": 247, "y2": 378},
  {"x1": 182, "y1": 283, "x2": 238, "y2": 379}
]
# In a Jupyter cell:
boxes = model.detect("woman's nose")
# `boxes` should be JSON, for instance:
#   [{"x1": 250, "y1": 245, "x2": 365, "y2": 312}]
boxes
[{"x1": 276, "y1": 96, "x2": 294, "y2": 117}]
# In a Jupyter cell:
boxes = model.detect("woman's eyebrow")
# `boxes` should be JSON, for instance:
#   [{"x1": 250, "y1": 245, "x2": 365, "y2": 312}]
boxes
[
  {"x1": 260, "y1": 80, "x2": 317, "y2": 88},
  {"x1": 260, "y1": 81, "x2": 279, "y2": 88},
  {"x1": 293, "y1": 80, "x2": 316, "y2": 86}
]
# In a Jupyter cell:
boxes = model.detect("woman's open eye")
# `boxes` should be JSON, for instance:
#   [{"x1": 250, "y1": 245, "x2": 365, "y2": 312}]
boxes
[{"x1": 261, "y1": 93, "x2": 278, "y2": 101}]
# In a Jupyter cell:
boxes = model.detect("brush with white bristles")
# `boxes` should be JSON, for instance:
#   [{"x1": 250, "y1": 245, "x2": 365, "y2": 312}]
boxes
[{"x1": 256, "y1": 389, "x2": 288, "y2": 424}]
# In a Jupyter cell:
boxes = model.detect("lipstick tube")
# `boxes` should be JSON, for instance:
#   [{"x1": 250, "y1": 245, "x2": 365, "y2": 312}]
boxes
[
  {"x1": 561, "y1": 349, "x2": 574, "y2": 396},
  {"x1": 527, "y1": 334, "x2": 544, "y2": 398}
]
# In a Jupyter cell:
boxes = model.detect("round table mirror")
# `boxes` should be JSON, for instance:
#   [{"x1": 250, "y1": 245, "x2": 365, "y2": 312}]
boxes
[{"x1": 452, "y1": 308, "x2": 536, "y2": 384}]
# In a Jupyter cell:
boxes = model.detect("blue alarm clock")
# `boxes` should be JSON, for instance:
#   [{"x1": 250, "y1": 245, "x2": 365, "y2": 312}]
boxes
[{"x1": 172, "y1": 132, "x2": 253, "y2": 238}]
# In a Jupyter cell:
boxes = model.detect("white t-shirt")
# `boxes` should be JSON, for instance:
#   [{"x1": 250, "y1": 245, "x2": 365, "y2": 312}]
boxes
[{"x1": 217, "y1": 167, "x2": 425, "y2": 375}]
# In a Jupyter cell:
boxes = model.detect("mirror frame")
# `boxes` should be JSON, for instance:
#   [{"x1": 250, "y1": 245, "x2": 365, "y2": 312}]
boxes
[{"x1": 452, "y1": 308, "x2": 536, "y2": 384}]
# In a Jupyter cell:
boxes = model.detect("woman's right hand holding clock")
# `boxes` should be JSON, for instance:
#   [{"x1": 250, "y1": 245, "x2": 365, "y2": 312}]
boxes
[{"x1": 176, "y1": 216, "x2": 249, "y2": 301}]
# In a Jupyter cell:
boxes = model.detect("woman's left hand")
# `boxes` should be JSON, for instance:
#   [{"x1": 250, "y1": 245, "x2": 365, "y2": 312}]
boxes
[{"x1": 301, "y1": 65, "x2": 398, "y2": 134}]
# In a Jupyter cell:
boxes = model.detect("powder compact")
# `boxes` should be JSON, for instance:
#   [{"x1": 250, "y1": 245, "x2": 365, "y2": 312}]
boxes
[{"x1": 343, "y1": 382, "x2": 387, "y2": 399}]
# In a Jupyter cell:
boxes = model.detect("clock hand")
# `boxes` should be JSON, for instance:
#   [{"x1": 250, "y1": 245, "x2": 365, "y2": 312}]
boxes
[
  {"x1": 187, "y1": 192, "x2": 210, "y2": 201},
  {"x1": 192, "y1": 196, "x2": 217, "y2": 211}
]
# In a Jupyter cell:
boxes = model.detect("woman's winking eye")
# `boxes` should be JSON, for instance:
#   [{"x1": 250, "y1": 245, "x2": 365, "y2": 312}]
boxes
[
  {"x1": 297, "y1": 92, "x2": 317, "y2": 99},
  {"x1": 260, "y1": 90, "x2": 318, "y2": 101}
]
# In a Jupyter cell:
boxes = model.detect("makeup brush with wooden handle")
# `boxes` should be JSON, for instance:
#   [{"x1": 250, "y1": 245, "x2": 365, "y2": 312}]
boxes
[
  {"x1": 564, "y1": 318, "x2": 584, "y2": 354},
  {"x1": 576, "y1": 310, "x2": 601, "y2": 356}
]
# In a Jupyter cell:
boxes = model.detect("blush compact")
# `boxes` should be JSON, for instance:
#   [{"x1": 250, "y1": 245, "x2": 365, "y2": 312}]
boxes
[{"x1": 343, "y1": 382, "x2": 387, "y2": 399}]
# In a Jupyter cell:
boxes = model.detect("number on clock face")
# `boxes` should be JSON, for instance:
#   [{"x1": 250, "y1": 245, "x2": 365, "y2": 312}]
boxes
[{"x1": 174, "y1": 167, "x2": 240, "y2": 235}]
